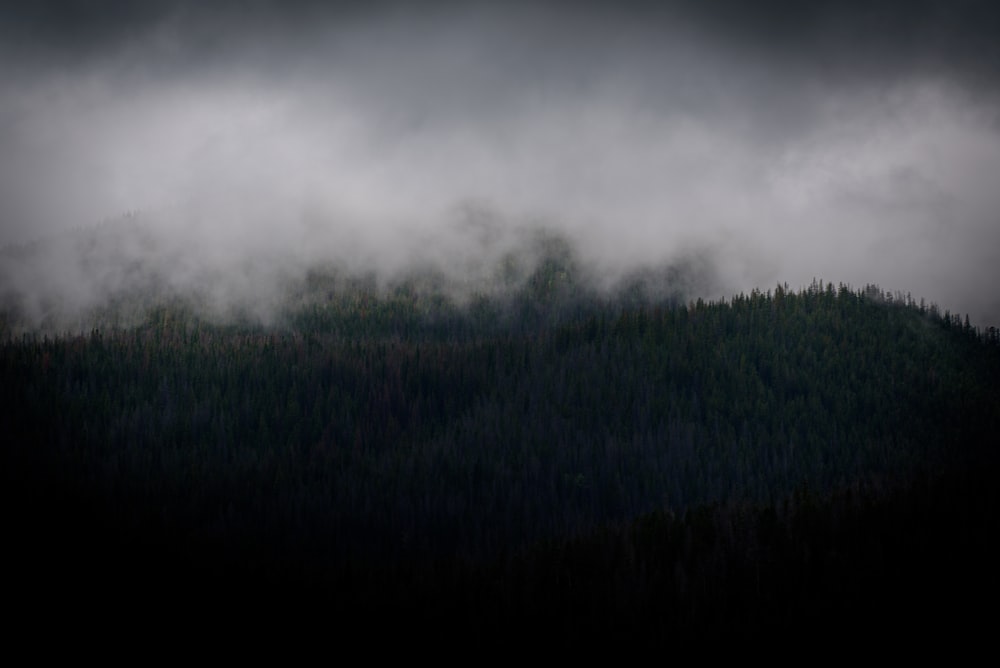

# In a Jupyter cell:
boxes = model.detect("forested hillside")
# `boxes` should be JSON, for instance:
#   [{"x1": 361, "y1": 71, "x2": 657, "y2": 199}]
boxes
[{"x1": 3, "y1": 245, "x2": 998, "y2": 648}]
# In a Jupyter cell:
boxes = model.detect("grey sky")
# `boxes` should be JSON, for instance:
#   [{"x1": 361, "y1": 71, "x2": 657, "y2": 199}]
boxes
[{"x1": 1, "y1": 1, "x2": 999, "y2": 326}]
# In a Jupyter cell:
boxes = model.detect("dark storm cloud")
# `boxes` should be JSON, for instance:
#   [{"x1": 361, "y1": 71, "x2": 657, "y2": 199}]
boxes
[
  {"x1": 1, "y1": 1, "x2": 999, "y2": 328},
  {"x1": 0, "y1": 2, "x2": 992, "y2": 68},
  {"x1": 6, "y1": 1, "x2": 999, "y2": 74}
]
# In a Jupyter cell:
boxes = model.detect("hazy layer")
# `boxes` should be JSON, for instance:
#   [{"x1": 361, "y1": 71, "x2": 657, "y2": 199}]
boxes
[{"x1": 2, "y1": 2, "x2": 999, "y2": 327}]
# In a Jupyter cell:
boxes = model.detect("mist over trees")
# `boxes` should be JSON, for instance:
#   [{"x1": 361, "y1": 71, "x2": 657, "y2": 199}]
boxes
[
  {"x1": 0, "y1": 213, "x2": 723, "y2": 335},
  {"x1": 3, "y1": 227, "x2": 997, "y2": 648}
]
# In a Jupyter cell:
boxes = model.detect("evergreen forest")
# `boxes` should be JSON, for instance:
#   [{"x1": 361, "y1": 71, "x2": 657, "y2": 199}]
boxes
[{"x1": 3, "y1": 234, "x2": 999, "y2": 651}]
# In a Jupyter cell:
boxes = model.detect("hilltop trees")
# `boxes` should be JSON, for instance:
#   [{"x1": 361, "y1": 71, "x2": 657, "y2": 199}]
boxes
[{"x1": 2, "y1": 256, "x2": 998, "y2": 646}]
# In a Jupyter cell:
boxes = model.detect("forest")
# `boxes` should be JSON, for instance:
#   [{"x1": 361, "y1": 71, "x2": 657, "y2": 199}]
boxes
[{"x1": 3, "y1": 236, "x2": 998, "y2": 650}]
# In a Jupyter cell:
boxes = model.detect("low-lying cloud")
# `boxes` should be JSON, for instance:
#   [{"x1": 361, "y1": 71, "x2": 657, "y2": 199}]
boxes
[{"x1": 2, "y1": 1, "x2": 999, "y2": 328}]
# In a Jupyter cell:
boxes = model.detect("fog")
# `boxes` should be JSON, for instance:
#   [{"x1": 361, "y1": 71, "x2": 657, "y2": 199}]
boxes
[{"x1": 2, "y1": 1, "x2": 999, "y2": 328}]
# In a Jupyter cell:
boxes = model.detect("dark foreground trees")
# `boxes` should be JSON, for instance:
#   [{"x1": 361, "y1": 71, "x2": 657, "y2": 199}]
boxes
[{"x1": 2, "y1": 275, "x2": 998, "y2": 649}]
